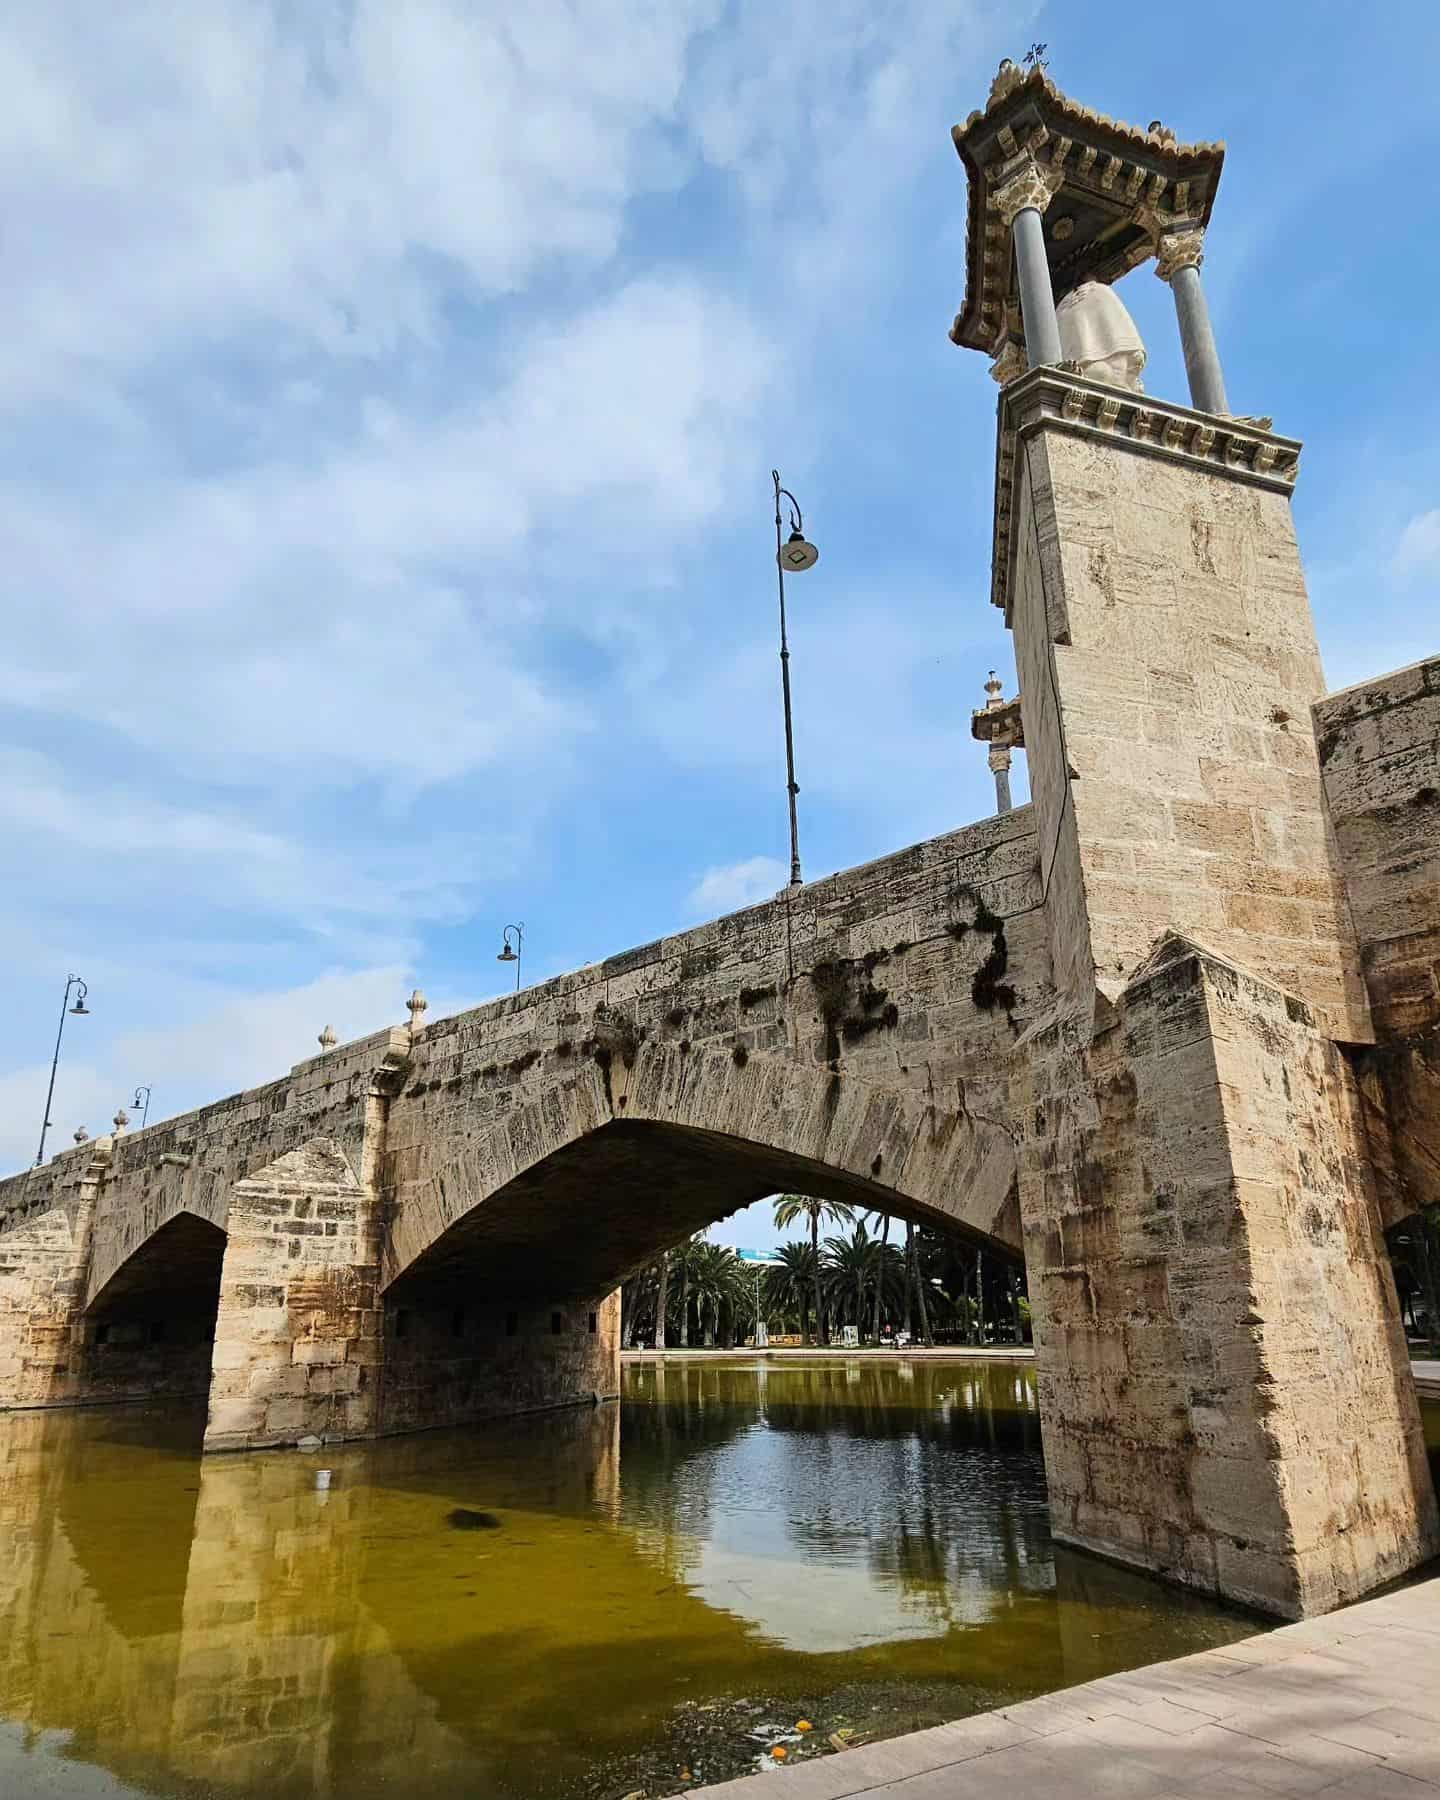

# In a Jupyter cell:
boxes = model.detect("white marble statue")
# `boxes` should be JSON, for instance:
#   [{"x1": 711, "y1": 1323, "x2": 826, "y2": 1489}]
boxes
[{"x1": 1056, "y1": 280, "x2": 1147, "y2": 391}]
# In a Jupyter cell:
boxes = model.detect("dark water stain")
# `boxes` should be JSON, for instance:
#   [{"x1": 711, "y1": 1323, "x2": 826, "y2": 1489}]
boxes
[{"x1": 447, "y1": 1507, "x2": 502, "y2": 1530}]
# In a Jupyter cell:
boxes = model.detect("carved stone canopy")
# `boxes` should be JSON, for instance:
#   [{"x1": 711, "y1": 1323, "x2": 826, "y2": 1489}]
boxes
[{"x1": 950, "y1": 64, "x2": 1224, "y2": 354}]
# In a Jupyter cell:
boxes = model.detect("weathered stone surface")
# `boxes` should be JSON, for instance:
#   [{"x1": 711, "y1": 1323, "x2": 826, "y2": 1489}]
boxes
[
  {"x1": 204, "y1": 1141, "x2": 383, "y2": 1452},
  {"x1": 1316, "y1": 658, "x2": 1440, "y2": 1227},
  {"x1": 1019, "y1": 935, "x2": 1438, "y2": 1617},
  {"x1": 1006, "y1": 375, "x2": 1371, "y2": 1044}
]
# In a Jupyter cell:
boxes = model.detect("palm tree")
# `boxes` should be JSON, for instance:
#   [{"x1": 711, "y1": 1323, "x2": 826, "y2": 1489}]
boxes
[
  {"x1": 622, "y1": 1261, "x2": 659, "y2": 1347},
  {"x1": 824, "y1": 1221, "x2": 875, "y2": 1335},
  {"x1": 652, "y1": 1249, "x2": 670, "y2": 1350},
  {"x1": 671, "y1": 1234, "x2": 704, "y2": 1347},
  {"x1": 905, "y1": 1219, "x2": 932, "y2": 1345},
  {"x1": 765, "y1": 1240, "x2": 819, "y2": 1343},
  {"x1": 772, "y1": 1194, "x2": 854, "y2": 1345},
  {"x1": 691, "y1": 1242, "x2": 743, "y2": 1345},
  {"x1": 870, "y1": 1211, "x2": 893, "y2": 1342}
]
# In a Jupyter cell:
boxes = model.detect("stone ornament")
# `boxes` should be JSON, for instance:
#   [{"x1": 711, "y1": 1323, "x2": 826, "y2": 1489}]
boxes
[
  {"x1": 989, "y1": 338, "x2": 1028, "y2": 386},
  {"x1": 988, "y1": 58, "x2": 1026, "y2": 104},
  {"x1": 73, "y1": 1127, "x2": 89, "y2": 1144},
  {"x1": 991, "y1": 155, "x2": 1063, "y2": 229},
  {"x1": 318, "y1": 1024, "x2": 337, "y2": 1054},
  {"x1": 406, "y1": 989, "x2": 428, "y2": 1034},
  {"x1": 112, "y1": 1108, "x2": 129, "y2": 1135},
  {"x1": 1155, "y1": 226, "x2": 1205, "y2": 282}
]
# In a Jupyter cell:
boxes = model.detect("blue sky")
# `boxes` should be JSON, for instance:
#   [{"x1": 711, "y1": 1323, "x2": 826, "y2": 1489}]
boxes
[{"x1": 3, "y1": 4, "x2": 1437, "y2": 1254}]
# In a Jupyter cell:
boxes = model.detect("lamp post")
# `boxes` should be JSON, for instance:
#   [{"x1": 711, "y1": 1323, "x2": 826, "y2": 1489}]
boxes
[
  {"x1": 35, "y1": 975, "x2": 90, "y2": 1168},
  {"x1": 772, "y1": 470, "x2": 819, "y2": 888},
  {"x1": 497, "y1": 923, "x2": 525, "y2": 992},
  {"x1": 132, "y1": 1086, "x2": 151, "y2": 1131}
]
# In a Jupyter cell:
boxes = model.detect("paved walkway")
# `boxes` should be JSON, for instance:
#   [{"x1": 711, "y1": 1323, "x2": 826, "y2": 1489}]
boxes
[{"x1": 691, "y1": 1574, "x2": 1440, "y2": 1800}]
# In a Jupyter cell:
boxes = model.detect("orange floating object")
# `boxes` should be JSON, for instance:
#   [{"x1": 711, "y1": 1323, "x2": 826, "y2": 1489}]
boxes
[
  {"x1": 770, "y1": 1746, "x2": 788, "y2": 1761},
  {"x1": 795, "y1": 1721, "x2": 812, "y2": 1733}
]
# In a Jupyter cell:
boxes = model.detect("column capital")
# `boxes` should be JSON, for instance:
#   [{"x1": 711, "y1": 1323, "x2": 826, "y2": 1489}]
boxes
[
  {"x1": 987, "y1": 744, "x2": 1014, "y2": 775},
  {"x1": 991, "y1": 155, "x2": 1063, "y2": 231},
  {"x1": 1153, "y1": 223, "x2": 1206, "y2": 284}
]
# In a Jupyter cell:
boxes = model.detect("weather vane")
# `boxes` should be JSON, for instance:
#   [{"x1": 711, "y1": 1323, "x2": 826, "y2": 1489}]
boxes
[{"x1": 1023, "y1": 42, "x2": 1048, "y2": 72}]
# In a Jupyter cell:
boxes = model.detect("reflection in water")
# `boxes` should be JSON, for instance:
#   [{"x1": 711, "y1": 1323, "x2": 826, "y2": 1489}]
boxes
[{"x1": 3, "y1": 1361, "x2": 1409, "y2": 1800}]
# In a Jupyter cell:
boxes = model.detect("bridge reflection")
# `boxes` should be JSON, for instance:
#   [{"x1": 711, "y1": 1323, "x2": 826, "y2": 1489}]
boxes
[{"x1": 0, "y1": 1362, "x2": 1262, "y2": 1800}]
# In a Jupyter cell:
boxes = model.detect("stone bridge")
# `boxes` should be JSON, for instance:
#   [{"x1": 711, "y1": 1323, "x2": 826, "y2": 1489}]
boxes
[
  {"x1": 4, "y1": 65, "x2": 1440, "y2": 1624},
  {"x1": 1, "y1": 803, "x2": 1041, "y2": 1440}
]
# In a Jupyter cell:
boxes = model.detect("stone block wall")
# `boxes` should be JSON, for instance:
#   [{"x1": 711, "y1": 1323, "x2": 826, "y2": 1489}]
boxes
[
  {"x1": 0, "y1": 1143, "x2": 109, "y2": 1410},
  {"x1": 205, "y1": 1142, "x2": 382, "y2": 1453},
  {"x1": 1316, "y1": 657, "x2": 1440, "y2": 1227},
  {"x1": 1020, "y1": 935, "x2": 1437, "y2": 1618},
  {"x1": 377, "y1": 1289, "x2": 620, "y2": 1436}
]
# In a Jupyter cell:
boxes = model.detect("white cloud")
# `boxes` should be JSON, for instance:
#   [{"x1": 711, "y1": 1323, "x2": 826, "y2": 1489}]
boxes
[
  {"x1": 1393, "y1": 509, "x2": 1440, "y2": 580},
  {"x1": 0, "y1": 965, "x2": 417, "y2": 1176},
  {"x1": 687, "y1": 856, "x2": 789, "y2": 917},
  {"x1": 0, "y1": 3, "x2": 722, "y2": 402}
]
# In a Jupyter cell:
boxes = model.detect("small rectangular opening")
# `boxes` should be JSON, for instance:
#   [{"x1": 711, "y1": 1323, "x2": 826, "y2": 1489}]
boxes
[
  {"x1": 451, "y1": 1307, "x2": 466, "y2": 1338},
  {"x1": 94, "y1": 1323, "x2": 110, "y2": 1347},
  {"x1": 395, "y1": 1309, "x2": 411, "y2": 1340},
  {"x1": 587, "y1": 1311, "x2": 598, "y2": 1334},
  {"x1": 505, "y1": 1312, "x2": 518, "y2": 1337},
  {"x1": 550, "y1": 1311, "x2": 563, "y2": 1336},
  {"x1": 148, "y1": 1320, "x2": 166, "y2": 1345}
]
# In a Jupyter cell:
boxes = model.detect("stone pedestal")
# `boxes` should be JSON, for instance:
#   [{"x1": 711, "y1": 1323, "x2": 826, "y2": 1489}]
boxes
[
  {"x1": 999, "y1": 370, "x2": 1371, "y2": 1045},
  {"x1": 204, "y1": 1140, "x2": 382, "y2": 1452},
  {"x1": 1020, "y1": 937, "x2": 1437, "y2": 1617}
]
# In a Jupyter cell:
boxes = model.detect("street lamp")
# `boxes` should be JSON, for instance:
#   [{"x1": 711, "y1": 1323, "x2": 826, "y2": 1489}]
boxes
[
  {"x1": 132, "y1": 1086, "x2": 152, "y2": 1131},
  {"x1": 772, "y1": 470, "x2": 818, "y2": 888},
  {"x1": 35, "y1": 975, "x2": 90, "y2": 1168},
  {"x1": 497, "y1": 922, "x2": 525, "y2": 992}
]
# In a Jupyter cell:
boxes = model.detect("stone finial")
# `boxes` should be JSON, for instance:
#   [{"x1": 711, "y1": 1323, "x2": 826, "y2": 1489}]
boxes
[
  {"x1": 73, "y1": 1127, "x2": 89, "y2": 1145},
  {"x1": 984, "y1": 671, "x2": 1006, "y2": 710},
  {"x1": 318, "y1": 1024, "x2": 337, "y2": 1054},
  {"x1": 406, "y1": 989, "x2": 428, "y2": 1034},
  {"x1": 988, "y1": 57, "x2": 1026, "y2": 105},
  {"x1": 112, "y1": 1108, "x2": 130, "y2": 1135}
]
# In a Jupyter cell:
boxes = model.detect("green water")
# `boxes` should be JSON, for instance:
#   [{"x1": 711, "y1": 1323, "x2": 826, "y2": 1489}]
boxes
[{"x1": 0, "y1": 1361, "x2": 1431, "y2": 1800}]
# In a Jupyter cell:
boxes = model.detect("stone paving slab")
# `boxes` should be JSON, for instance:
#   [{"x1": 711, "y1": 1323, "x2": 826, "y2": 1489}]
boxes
[{"x1": 689, "y1": 1573, "x2": 1440, "y2": 1800}]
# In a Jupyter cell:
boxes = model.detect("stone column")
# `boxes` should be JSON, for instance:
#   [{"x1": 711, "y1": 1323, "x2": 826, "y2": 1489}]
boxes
[
  {"x1": 996, "y1": 160, "x2": 1062, "y2": 368},
  {"x1": 205, "y1": 1140, "x2": 382, "y2": 1452},
  {"x1": 988, "y1": 743, "x2": 1013, "y2": 813},
  {"x1": 1156, "y1": 226, "x2": 1229, "y2": 414}
]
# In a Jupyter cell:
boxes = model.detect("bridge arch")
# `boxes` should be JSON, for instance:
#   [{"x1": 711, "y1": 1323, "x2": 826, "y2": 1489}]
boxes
[
  {"x1": 377, "y1": 1041, "x2": 1020, "y2": 1434},
  {"x1": 81, "y1": 1209, "x2": 227, "y2": 1405},
  {"x1": 385, "y1": 1039, "x2": 1020, "y2": 1301}
]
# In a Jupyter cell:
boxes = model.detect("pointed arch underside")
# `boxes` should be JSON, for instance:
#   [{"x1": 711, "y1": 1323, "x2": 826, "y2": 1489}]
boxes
[
  {"x1": 85, "y1": 1210, "x2": 227, "y2": 1320},
  {"x1": 385, "y1": 1044, "x2": 1020, "y2": 1305}
]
